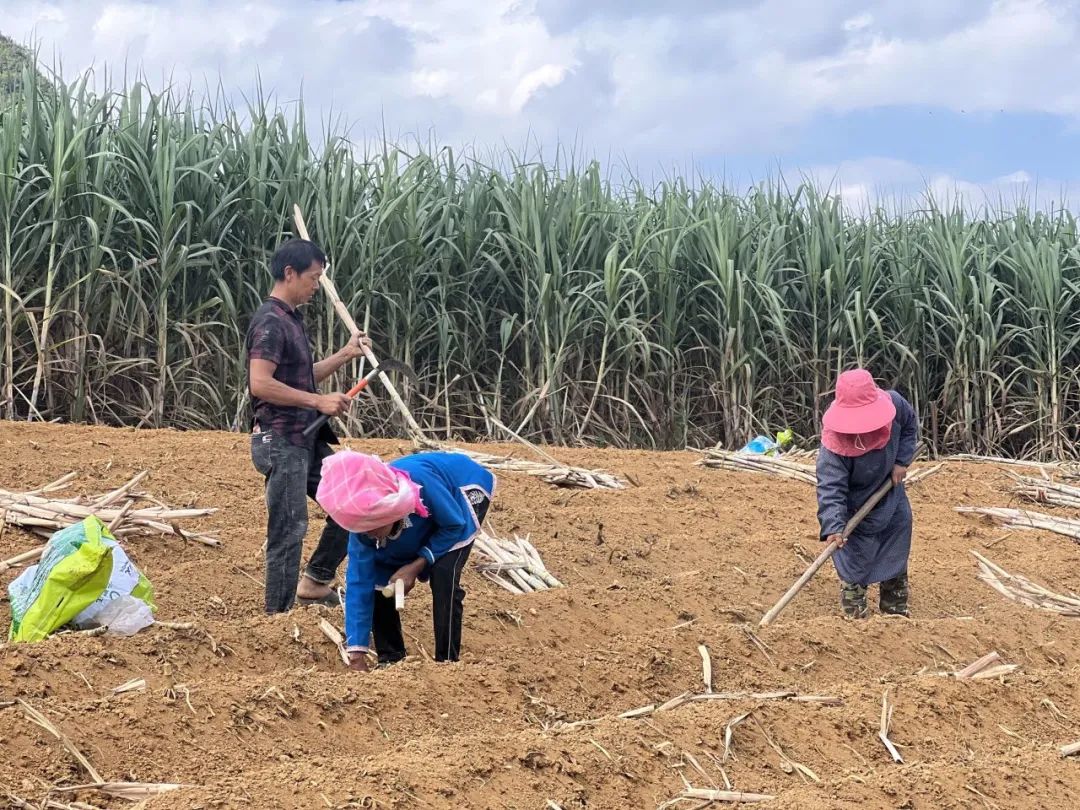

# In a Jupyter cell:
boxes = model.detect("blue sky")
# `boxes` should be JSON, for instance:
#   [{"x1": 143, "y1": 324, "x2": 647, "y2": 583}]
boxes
[{"x1": 3, "y1": 0, "x2": 1079, "y2": 208}]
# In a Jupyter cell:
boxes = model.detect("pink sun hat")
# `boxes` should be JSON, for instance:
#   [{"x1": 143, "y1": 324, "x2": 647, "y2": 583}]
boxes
[
  {"x1": 821, "y1": 369, "x2": 896, "y2": 435},
  {"x1": 316, "y1": 450, "x2": 429, "y2": 533}
]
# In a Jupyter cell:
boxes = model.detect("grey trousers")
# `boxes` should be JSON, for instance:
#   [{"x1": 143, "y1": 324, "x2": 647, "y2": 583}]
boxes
[{"x1": 251, "y1": 430, "x2": 349, "y2": 613}]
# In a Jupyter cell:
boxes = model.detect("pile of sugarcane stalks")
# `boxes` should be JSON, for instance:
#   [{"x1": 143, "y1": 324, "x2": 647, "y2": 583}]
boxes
[
  {"x1": 948, "y1": 454, "x2": 1058, "y2": 470},
  {"x1": 972, "y1": 551, "x2": 1080, "y2": 616},
  {"x1": 698, "y1": 449, "x2": 944, "y2": 488},
  {"x1": 697, "y1": 449, "x2": 817, "y2": 483},
  {"x1": 436, "y1": 445, "x2": 626, "y2": 490},
  {"x1": 0, "y1": 471, "x2": 217, "y2": 573},
  {"x1": 956, "y1": 506, "x2": 1080, "y2": 543},
  {"x1": 1010, "y1": 475, "x2": 1080, "y2": 509},
  {"x1": 473, "y1": 530, "x2": 562, "y2": 593}
]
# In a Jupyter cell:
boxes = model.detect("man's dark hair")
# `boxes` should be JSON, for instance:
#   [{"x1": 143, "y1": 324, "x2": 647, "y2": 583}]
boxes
[{"x1": 270, "y1": 239, "x2": 327, "y2": 281}]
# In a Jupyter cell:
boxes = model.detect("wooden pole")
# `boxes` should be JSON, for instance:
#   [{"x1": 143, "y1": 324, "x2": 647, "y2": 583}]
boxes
[
  {"x1": 759, "y1": 478, "x2": 894, "y2": 627},
  {"x1": 290, "y1": 204, "x2": 630, "y2": 491},
  {"x1": 292, "y1": 204, "x2": 428, "y2": 443}
]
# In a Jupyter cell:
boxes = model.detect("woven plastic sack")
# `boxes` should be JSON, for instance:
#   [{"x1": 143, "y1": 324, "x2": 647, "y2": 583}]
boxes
[
  {"x1": 316, "y1": 450, "x2": 428, "y2": 533},
  {"x1": 7, "y1": 516, "x2": 155, "y2": 643}
]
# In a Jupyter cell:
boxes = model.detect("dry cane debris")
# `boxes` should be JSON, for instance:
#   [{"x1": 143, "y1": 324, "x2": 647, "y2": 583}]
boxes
[
  {"x1": 17, "y1": 699, "x2": 105, "y2": 784},
  {"x1": 950, "y1": 651, "x2": 1020, "y2": 681},
  {"x1": 971, "y1": 551, "x2": 1080, "y2": 616},
  {"x1": 0, "y1": 470, "x2": 218, "y2": 572},
  {"x1": 440, "y1": 444, "x2": 629, "y2": 490},
  {"x1": 698, "y1": 644, "x2": 713, "y2": 694},
  {"x1": 553, "y1": 689, "x2": 842, "y2": 733},
  {"x1": 697, "y1": 449, "x2": 944, "y2": 488},
  {"x1": 5, "y1": 704, "x2": 191, "y2": 805},
  {"x1": 1011, "y1": 474, "x2": 1080, "y2": 509},
  {"x1": 1061, "y1": 741, "x2": 1080, "y2": 758},
  {"x1": 879, "y1": 689, "x2": 903, "y2": 764},
  {"x1": 697, "y1": 449, "x2": 817, "y2": 484},
  {"x1": 111, "y1": 678, "x2": 147, "y2": 695},
  {"x1": 948, "y1": 454, "x2": 1058, "y2": 470},
  {"x1": 957, "y1": 506, "x2": 1080, "y2": 544},
  {"x1": 318, "y1": 618, "x2": 352, "y2": 667},
  {"x1": 753, "y1": 715, "x2": 820, "y2": 783},
  {"x1": 661, "y1": 787, "x2": 775, "y2": 807},
  {"x1": 53, "y1": 782, "x2": 188, "y2": 800}
]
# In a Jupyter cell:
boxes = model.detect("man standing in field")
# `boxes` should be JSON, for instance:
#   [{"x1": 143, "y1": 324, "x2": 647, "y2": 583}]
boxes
[{"x1": 246, "y1": 238, "x2": 370, "y2": 613}]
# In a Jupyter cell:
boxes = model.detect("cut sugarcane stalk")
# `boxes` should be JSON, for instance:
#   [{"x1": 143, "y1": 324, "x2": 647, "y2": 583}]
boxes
[
  {"x1": 954, "y1": 651, "x2": 1002, "y2": 679},
  {"x1": 972, "y1": 550, "x2": 1080, "y2": 615},
  {"x1": 471, "y1": 526, "x2": 566, "y2": 595},
  {"x1": 1061, "y1": 741, "x2": 1080, "y2": 757},
  {"x1": 379, "y1": 578, "x2": 406, "y2": 610},
  {"x1": 957, "y1": 506, "x2": 1080, "y2": 543},
  {"x1": 699, "y1": 644, "x2": 713, "y2": 693},
  {"x1": 475, "y1": 535, "x2": 535, "y2": 593}
]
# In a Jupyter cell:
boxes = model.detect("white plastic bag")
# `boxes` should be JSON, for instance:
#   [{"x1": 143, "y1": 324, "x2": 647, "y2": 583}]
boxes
[
  {"x1": 8, "y1": 516, "x2": 155, "y2": 643},
  {"x1": 90, "y1": 593, "x2": 155, "y2": 636},
  {"x1": 73, "y1": 543, "x2": 144, "y2": 628}
]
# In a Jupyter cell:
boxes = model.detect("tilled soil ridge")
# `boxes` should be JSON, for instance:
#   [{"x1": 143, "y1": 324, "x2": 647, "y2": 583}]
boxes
[{"x1": 2, "y1": 423, "x2": 1080, "y2": 809}]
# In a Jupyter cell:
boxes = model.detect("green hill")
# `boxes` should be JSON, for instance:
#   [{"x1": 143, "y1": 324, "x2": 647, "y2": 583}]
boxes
[{"x1": 0, "y1": 32, "x2": 38, "y2": 101}]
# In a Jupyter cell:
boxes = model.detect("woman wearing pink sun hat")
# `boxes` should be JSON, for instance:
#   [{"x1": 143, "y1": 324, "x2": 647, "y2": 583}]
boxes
[{"x1": 816, "y1": 368, "x2": 919, "y2": 619}]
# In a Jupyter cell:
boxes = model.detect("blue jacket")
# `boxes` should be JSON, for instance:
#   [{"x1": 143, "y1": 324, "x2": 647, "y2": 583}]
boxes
[{"x1": 344, "y1": 452, "x2": 496, "y2": 650}]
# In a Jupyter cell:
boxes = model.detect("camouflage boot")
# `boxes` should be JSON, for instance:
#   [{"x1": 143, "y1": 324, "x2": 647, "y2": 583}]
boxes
[
  {"x1": 879, "y1": 573, "x2": 910, "y2": 616},
  {"x1": 839, "y1": 580, "x2": 869, "y2": 619}
]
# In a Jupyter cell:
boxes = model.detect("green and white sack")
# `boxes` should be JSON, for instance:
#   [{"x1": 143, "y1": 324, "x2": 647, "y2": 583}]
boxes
[{"x1": 8, "y1": 516, "x2": 156, "y2": 643}]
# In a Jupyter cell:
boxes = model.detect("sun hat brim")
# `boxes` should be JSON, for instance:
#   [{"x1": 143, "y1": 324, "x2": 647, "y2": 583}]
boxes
[{"x1": 821, "y1": 388, "x2": 896, "y2": 434}]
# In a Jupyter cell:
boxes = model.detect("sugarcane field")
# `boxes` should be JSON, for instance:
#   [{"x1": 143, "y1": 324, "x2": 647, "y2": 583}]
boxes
[
  {"x1": 6, "y1": 424, "x2": 1080, "y2": 809},
  {"x1": 5, "y1": 7, "x2": 1080, "y2": 810}
]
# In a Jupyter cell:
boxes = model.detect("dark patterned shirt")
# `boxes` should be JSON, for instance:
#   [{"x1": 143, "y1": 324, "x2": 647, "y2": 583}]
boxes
[{"x1": 245, "y1": 297, "x2": 322, "y2": 446}]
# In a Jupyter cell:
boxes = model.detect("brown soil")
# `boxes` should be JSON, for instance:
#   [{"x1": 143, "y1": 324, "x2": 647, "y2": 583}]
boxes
[{"x1": 3, "y1": 422, "x2": 1080, "y2": 809}]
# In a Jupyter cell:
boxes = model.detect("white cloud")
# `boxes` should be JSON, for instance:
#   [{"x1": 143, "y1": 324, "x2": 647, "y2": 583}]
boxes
[
  {"x1": 843, "y1": 13, "x2": 874, "y2": 32},
  {"x1": 803, "y1": 157, "x2": 1080, "y2": 212},
  {"x1": 998, "y1": 170, "x2": 1033, "y2": 184},
  {"x1": 411, "y1": 69, "x2": 453, "y2": 98},
  {"x1": 807, "y1": 0, "x2": 1080, "y2": 117},
  {"x1": 1, "y1": 0, "x2": 1078, "y2": 204},
  {"x1": 510, "y1": 63, "x2": 567, "y2": 112}
]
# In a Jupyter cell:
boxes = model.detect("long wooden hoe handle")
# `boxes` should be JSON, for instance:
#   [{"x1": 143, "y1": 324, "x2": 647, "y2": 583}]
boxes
[
  {"x1": 758, "y1": 477, "x2": 894, "y2": 627},
  {"x1": 292, "y1": 204, "x2": 428, "y2": 443}
]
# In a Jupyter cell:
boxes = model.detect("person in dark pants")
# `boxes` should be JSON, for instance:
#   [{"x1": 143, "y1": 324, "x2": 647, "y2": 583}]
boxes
[
  {"x1": 246, "y1": 238, "x2": 370, "y2": 614},
  {"x1": 816, "y1": 368, "x2": 918, "y2": 618},
  {"x1": 314, "y1": 450, "x2": 496, "y2": 672}
]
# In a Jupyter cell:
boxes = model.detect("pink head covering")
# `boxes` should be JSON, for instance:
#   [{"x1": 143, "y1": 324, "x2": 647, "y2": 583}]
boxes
[
  {"x1": 821, "y1": 369, "x2": 896, "y2": 457},
  {"x1": 315, "y1": 451, "x2": 429, "y2": 533}
]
